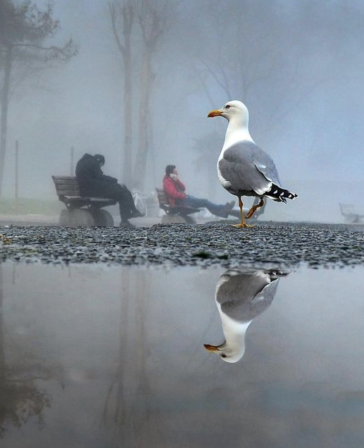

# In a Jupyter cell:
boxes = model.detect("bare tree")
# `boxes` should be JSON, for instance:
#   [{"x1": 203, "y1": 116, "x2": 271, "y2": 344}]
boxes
[
  {"x1": 193, "y1": 0, "x2": 282, "y2": 105},
  {"x1": 108, "y1": 0, "x2": 134, "y2": 187},
  {"x1": 0, "y1": 0, "x2": 77, "y2": 196},
  {"x1": 0, "y1": 266, "x2": 63, "y2": 437},
  {"x1": 108, "y1": 0, "x2": 171, "y2": 191},
  {"x1": 132, "y1": 0, "x2": 166, "y2": 191},
  {"x1": 193, "y1": 132, "x2": 222, "y2": 199},
  {"x1": 184, "y1": 0, "x2": 364, "y2": 181}
]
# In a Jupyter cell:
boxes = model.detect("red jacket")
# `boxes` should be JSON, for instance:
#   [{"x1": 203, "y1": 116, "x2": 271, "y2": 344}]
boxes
[{"x1": 163, "y1": 175, "x2": 186, "y2": 206}]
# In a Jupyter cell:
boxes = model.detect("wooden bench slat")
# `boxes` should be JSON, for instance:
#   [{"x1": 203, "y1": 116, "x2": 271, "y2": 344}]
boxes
[
  {"x1": 52, "y1": 177, "x2": 80, "y2": 194},
  {"x1": 53, "y1": 176, "x2": 117, "y2": 210},
  {"x1": 52, "y1": 176, "x2": 78, "y2": 184},
  {"x1": 63, "y1": 196, "x2": 114, "y2": 203},
  {"x1": 53, "y1": 177, "x2": 78, "y2": 182},
  {"x1": 156, "y1": 187, "x2": 200, "y2": 217},
  {"x1": 156, "y1": 190, "x2": 168, "y2": 205},
  {"x1": 54, "y1": 181, "x2": 79, "y2": 187},
  {"x1": 56, "y1": 187, "x2": 81, "y2": 195}
]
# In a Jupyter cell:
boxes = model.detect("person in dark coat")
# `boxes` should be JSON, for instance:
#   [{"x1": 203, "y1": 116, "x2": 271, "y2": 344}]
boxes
[{"x1": 76, "y1": 153, "x2": 143, "y2": 227}]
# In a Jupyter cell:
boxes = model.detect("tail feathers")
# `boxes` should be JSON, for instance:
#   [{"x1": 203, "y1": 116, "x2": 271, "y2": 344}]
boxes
[
  {"x1": 265, "y1": 184, "x2": 297, "y2": 203},
  {"x1": 265, "y1": 268, "x2": 290, "y2": 279}
]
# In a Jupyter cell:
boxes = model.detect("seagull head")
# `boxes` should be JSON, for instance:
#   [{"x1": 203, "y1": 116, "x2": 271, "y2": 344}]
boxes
[
  {"x1": 208, "y1": 100, "x2": 252, "y2": 144},
  {"x1": 203, "y1": 342, "x2": 246, "y2": 363},
  {"x1": 208, "y1": 100, "x2": 249, "y2": 124}
]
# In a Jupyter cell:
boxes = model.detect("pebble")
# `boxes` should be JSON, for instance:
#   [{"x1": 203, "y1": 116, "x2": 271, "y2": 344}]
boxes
[{"x1": 0, "y1": 222, "x2": 363, "y2": 269}]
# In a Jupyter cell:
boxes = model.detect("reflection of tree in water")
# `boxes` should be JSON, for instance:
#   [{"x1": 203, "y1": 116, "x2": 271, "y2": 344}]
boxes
[
  {"x1": 0, "y1": 266, "x2": 63, "y2": 437},
  {"x1": 101, "y1": 269, "x2": 165, "y2": 446},
  {"x1": 0, "y1": 374, "x2": 51, "y2": 437}
]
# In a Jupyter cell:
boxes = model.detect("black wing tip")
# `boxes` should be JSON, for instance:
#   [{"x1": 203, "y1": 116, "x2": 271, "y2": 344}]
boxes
[{"x1": 266, "y1": 185, "x2": 298, "y2": 202}]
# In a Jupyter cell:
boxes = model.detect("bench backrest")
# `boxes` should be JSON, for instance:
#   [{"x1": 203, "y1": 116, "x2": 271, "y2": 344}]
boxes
[
  {"x1": 156, "y1": 187, "x2": 169, "y2": 207},
  {"x1": 52, "y1": 176, "x2": 80, "y2": 197}
]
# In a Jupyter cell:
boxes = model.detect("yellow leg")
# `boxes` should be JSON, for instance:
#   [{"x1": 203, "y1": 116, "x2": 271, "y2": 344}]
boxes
[
  {"x1": 233, "y1": 197, "x2": 254, "y2": 228},
  {"x1": 246, "y1": 198, "x2": 265, "y2": 219}
]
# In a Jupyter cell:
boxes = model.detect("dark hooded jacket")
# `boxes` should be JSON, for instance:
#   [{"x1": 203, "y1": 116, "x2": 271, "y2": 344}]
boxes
[{"x1": 76, "y1": 153, "x2": 118, "y2": 197}]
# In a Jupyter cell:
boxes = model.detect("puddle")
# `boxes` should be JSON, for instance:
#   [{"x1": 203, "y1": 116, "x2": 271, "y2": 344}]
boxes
[{"x1": 0, "y1": 263, "x2": 364, "y2": 447}]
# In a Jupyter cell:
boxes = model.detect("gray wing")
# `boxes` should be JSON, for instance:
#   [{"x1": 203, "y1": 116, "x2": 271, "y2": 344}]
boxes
[
  {"x1": 219, "y1": 141, "x2": 281, "y2": 194},
  {"x1": 216, "y1": 271, "x2": 279, "y2": 322}
]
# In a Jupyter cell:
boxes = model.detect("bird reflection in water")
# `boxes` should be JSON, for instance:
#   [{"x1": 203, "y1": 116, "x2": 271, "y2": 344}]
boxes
[{"x1": 204, "y1": 268, "x2": 288, "y2": 363}]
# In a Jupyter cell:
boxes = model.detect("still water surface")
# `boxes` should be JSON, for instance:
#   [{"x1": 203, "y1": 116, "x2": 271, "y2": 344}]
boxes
[{"x1": 0, "y1": 263, "x2": 364, "y2": 447}]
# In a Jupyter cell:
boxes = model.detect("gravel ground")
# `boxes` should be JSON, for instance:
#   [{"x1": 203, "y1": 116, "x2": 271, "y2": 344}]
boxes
[{"x1": 0, "y1": 221, "x2": 363, "y2": 269}]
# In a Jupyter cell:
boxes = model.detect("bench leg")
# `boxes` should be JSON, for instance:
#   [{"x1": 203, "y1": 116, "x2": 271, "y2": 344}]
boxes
[
  {"x1": 91, "y1": 209, "x2": 114, "y2": 227},
  {"x1": 59, "y1": 209, "x2": 96, "y2": 227},
  {"x1": 59, "y1": 209, "x2": 69, "y2": 226},
  {"x1": 184, "y1": 215, "x2": 196, "y2": 224}
]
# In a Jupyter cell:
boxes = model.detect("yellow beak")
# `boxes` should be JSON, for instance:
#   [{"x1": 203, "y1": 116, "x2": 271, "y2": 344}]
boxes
[
  {"x1": 207, "y1": 109, "x2": 222, "y2": 118},
  {"x1": 204, "y1": 344, "x2": 220, "y2": 353}
]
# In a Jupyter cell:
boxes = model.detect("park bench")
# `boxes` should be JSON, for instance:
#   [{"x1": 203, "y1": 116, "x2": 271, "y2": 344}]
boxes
[
  {"x1": 156, "y1": 187, "x2": 200, "y2": 224},
  {"x1": 339, "y1": 203, "x2": 364, "y2": 224},
  {"x1": 52, "y1": 176, "x2": 116, "y2": 226}
]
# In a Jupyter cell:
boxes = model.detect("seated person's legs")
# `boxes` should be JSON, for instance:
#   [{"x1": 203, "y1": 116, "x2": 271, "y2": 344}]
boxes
[
  {"x1": 118, "y1": 184, "x2": 144, "y2": 223},
  {"x1": 89, "y1": 182, "x2": 143, "y2": 225},
  {"x1": 183, "y1": 195, "x2": 233, "y2": 218}
]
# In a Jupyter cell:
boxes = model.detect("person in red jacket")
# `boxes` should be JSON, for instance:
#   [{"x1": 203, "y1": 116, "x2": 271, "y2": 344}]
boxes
[{"x1": 163, "y1": 165, "x2": 234, "y2": 218}]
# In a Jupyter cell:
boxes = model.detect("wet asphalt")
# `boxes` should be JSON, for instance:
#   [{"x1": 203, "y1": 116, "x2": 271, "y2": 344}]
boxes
[{"x1": 0, "y1": 221, "x2": 363, "y2": 269}]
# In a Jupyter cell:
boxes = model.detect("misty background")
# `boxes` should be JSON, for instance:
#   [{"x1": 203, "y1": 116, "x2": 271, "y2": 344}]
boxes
[{"x1": 1, "y1": 0, "x2": 364, "y2": 223}]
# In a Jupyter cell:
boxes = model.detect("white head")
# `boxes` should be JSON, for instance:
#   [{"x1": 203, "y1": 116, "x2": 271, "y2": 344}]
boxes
[
  {"x1": 208, "y1": 100, "x2": 249, "y2": 126},
  {"x1": 204, "y1": 337, "x2": 248, "y2": 363},
  {"x1": 204, "y1": 271, "x2": 251, "y2": 364},
  {"x1": 208, "y1": 100, "x2": 253, "y2": 146}
]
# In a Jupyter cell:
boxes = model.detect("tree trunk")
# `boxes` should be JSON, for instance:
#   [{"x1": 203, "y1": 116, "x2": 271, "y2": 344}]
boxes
[
  {"x1": 0, "y1": 45, "x2": 12, "y2": 197},
  {"x1": 0, "y1": 0, "x2": 5, "y2": 45},
  {"x1": 122, "y1": 48, "x2": 133, "y2": 187},
  {"x1": 133, "y1": 52, "x2": 153, "y2": 191},
  {"x1": 0, "y1": 266, "x2": 5, "y2": 385}
]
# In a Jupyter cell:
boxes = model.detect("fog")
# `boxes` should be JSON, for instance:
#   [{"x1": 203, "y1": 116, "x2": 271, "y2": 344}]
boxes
[{"x1": 2, "y1": 0, "x2": 364, "y2": 223}]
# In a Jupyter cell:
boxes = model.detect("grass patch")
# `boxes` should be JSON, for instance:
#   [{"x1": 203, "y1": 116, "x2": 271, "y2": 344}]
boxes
[
  {"x1": 192, "y1": 250, "x2": 212, "y2": 259},
  {"x1": 0, "y1": 198, "x2": 62, "y2": 215}
]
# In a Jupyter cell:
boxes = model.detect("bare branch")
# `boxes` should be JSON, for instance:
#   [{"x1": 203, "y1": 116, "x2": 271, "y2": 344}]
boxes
[
  {"x1": 200, "y1": 58, "x2": 233, "y2": 99},
  {"x1": 137, "y1": 1, "x2": 164, "y2": 53},
  {"x1": 108, "y1": 0, "x2": 134, "y2": 58},
  {"x1": 195, "y1": 69, "x2": 218, "y2": 109},
  {"x1": 12, "y1": 38, "x2": 78, "y2": 62},
  {"x1": 122, "y1": 0, "x2": 134, "y2": 43},
  {"x1": 108, "y1": 2, "x2": 126, "y2": 56}
]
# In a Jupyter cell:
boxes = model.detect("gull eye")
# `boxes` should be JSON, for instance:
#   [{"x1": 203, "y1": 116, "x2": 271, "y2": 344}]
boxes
[
  {"x1": 221, "y1": 354, "x2": 227, "y2": 358},
  {"x1": 225, "y1": 105, "x2": 231, "y2": 109}
]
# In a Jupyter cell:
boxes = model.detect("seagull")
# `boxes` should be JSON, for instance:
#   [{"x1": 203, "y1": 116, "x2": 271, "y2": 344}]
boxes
[
  {"x1": 208, "y1": 100, "x2": 297, "y2": 228},
  {"x1": 204, "y1": 268, "x2": 287, "y2": 363}
]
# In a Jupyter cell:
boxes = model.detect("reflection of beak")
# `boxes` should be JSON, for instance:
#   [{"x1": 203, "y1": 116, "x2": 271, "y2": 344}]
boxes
[
  {"x1": 204, "y1": 344, "x2": 220, "y2": 353},
  {"x1": 208, "y1": 109, "x2": 222, "y2": 118}
]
